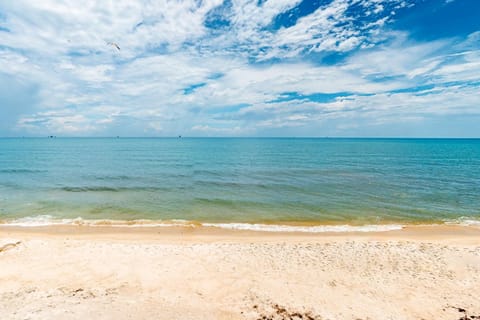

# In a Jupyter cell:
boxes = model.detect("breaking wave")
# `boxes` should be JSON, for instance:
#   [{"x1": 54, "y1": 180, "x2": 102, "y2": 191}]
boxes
[
  {"x1": 2, "y1": 215, "x2": 479, "y2": 232},
  {"x1": 0, "y1": 215, "x2": 404, "y2": 232}
]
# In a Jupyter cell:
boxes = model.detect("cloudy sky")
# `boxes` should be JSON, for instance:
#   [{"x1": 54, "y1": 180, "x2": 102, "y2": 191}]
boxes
[{"x1": 0, "y1": 0, "x2": 479, "y2": 137}]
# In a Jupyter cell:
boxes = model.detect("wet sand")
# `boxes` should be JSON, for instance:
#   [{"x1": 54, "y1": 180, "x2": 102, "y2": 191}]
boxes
[{"x1": 1, "y1": 225, "x2": 479, "y2": 319}]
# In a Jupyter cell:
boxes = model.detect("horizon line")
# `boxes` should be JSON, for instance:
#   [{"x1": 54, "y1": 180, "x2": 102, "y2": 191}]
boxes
[{"x1": 1, "y1": 136, "x2": 480, "y2": 139}]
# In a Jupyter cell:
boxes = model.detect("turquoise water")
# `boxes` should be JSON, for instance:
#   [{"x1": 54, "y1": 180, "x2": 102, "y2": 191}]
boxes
[{"x1": 0, "y1": 138, "x2": 479, "y2": 226}]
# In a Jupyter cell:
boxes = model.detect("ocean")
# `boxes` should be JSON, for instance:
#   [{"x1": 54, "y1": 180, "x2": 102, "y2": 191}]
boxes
[{"x1": 0, "y1": 138, "x2": 479, "y2": 231}]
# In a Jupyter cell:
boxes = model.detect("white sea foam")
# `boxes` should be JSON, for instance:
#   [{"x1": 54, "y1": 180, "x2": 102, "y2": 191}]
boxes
[
  {"x1": 4, "y1": 215, "x2": 66, "y2": 227},
  {"x1": 3, "y1": 215, "x2": 480, "y2": 232},
  {"x1": 201, "y1": 223, "x2": 404, "y2": 233},
  {"x1": 1, "y1": 216, "x2": 195, "y2": 228},
  {"x1": 1, "y1": 216, "x2": 402, "y2": 232},
  {"x1": 443, "y1": 217, "x2": 480, "y2": 227},
  {"x1": 68, "y1": 218, "x2": 196, "y2": 228}
]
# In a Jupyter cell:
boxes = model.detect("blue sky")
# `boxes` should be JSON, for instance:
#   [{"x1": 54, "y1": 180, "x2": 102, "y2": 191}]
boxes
[{"x1": 0, "y1": 0, "x2": 479, "y2": 137}]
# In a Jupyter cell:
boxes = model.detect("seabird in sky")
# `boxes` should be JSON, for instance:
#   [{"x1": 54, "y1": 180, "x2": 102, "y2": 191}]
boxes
[{"x1": 107, "y1": 42, "x2": 120, "y2": 51}]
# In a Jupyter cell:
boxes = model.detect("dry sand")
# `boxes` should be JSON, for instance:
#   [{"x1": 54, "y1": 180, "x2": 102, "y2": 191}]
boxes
[{"x1": 1, "y1": 225, "x2": 479, "y2": 320}]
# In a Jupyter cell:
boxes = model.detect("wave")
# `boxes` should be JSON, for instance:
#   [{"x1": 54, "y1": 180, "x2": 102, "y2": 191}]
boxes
[
  {"x1": 202, "y1": 223, "x2": 404, "y2": 233},
  {"x1": 90, "y1": 173, "x2": 191, "y2": 181},
  {"x1": 0, "y1": 169, "x2": 47, "y2": 173},
  {"x1": 0, "y1": 215, "x2": 402, "y2": 232},
  {"x1": 61, "y1": 186, "x2": 120, "y2": 192},
  {"x1": 1, "y1": 215, "x2": 67, "y2": 227},
  {"x1": 443, "y1": 216, "x2": 480, "y2": 226},
  {"x1": 59, "y1": 186, "x2": 171, "y2": 192},
  {"x1": 1, "y1": 215, "x2": 196, "y2": 227},
  {"x1": 88, "y1": 175, "x2": 136, "y2": 181},
  {"x1": 2, "y1": 215, "x2": 479, "y2": 232}
]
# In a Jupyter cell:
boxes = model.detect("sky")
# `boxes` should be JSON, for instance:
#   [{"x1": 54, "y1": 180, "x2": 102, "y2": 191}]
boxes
[{"x1": 0, "y1": 0, "x2": 479, "y2": 137}]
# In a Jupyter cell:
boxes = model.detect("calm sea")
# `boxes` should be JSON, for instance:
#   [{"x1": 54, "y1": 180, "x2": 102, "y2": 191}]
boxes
[{"x1": 0, "y1": 138, "x2": 479, "y2": 230}]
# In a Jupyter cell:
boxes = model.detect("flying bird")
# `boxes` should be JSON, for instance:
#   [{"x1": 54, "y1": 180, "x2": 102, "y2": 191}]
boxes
[{"x1": 107, "y1": 42, "x2": 120, "y2": 51}]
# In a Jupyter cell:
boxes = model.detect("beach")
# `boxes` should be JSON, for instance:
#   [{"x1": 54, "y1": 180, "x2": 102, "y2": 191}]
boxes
[
  {"x1": 2, "y1": 0, "x2": 480, "y2": 317},
  {"x1": 1, "y1": 225, "x2": 479, "y2": 320}
]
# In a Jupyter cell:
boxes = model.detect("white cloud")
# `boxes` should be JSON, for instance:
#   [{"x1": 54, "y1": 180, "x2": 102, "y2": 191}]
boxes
[{"x1": 0, "y1": 0, "x2": 479, "y2": 136}]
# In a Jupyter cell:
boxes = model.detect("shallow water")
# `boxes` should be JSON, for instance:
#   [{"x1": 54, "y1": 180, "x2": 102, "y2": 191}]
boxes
[{"x1": 0, "y1": 138, "x2": 479, "y2": 227}]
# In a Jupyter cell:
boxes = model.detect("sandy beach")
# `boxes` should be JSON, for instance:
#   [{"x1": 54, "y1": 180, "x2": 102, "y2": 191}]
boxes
[{"x1": 1, "y1": 225, "x2": 479, "y2": 320}]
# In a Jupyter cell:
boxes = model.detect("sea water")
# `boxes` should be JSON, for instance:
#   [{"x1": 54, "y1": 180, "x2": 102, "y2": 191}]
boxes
[{"x1": 0, "y1": 138, "x2": 479, "y2": 229}]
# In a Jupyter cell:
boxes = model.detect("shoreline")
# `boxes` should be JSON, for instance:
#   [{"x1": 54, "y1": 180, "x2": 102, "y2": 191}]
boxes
[
  {"x1": 2, "y1": 223, "x2": 480, "y2": 243},
  {"x1": 2, "y1": 214, "x2": 479, "y2": 231}
]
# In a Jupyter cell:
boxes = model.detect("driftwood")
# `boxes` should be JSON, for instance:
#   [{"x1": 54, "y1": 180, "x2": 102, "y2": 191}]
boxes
[{"x1": 0, "y1": 241, "x2": 21, "y2": 253}]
